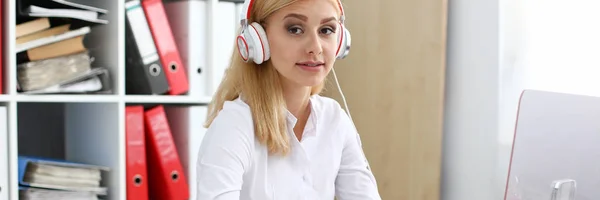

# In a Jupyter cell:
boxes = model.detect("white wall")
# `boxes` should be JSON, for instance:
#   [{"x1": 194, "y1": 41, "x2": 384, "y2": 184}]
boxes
[
  {"x1": 442, "y1": 0, "x2": 505, "y2": 199},
  {"x1": 444, "y1": 0, "x2": 600, "y2": 199}
]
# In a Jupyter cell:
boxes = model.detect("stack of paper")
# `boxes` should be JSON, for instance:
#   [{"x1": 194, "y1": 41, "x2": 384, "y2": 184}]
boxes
[
  {"x1": 18, "y1": 156, "x2": 110, "y2": 200},
  {"x1": 19, "y1": 187, "x2": 99, "y2": 200},
  {"x1": 15, "y1": 0, "x2": 111, "y2": 94}
]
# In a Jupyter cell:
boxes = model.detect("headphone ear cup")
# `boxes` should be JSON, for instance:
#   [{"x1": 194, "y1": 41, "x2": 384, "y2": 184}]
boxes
[
  {"x1": 236, "y1": 33, "x2": 251, "y2": 62},
  {"x1": 251, "y1": 22, "x2": 270, "y2": 62},
  {"x1": 336, "y1": 24, "x2": 351, "y2": 59},
  {"x1": 246, "y1": 22, "x2": 270, "y2": 64}
]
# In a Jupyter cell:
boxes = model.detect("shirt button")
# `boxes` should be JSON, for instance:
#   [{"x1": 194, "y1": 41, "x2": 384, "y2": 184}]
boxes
[{"x1": 303, "y1": 175, "x2": 311, "y2": 184}]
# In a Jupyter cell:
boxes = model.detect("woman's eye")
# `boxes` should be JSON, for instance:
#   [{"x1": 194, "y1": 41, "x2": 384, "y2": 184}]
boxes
[
  {"x1": 288, "y1": 27, "x2": 303, "y2": 35},
  {"x1": 320, "y1": 27, "x2": 335, "y2": 35}
]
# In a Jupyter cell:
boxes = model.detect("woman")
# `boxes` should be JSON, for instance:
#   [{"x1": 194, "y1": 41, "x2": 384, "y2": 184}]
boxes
[{"x1": 196, "y1": 0, "x2": 381, "y2": 199}]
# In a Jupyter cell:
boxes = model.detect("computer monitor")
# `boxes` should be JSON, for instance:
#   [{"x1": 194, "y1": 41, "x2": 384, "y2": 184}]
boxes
[{"x1": 504, "y1": 90, "x2": 600, "y2": 200}]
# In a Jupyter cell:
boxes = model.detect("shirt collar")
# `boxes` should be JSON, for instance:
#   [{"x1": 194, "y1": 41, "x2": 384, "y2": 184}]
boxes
[
  {"x1": 238, "y1": 93, "x2": 320, "y2": 137},
  {"x1": 285, "y1": 95, "x2": 319, "y2": 138}
]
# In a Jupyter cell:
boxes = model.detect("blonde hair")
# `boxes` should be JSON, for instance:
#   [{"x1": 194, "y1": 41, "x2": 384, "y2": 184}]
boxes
[{"x1": 204, "y1": 0, "x2": 339, "y2": 155}]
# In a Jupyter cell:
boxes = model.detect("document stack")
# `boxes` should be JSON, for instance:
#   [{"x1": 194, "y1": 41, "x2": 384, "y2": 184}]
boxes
[
  {"x1": 17, "y1": 156, "x2": 110, "y2": 200},
  {"x1": 15, "y1": 0, "x2": 111, "y2": 94}
]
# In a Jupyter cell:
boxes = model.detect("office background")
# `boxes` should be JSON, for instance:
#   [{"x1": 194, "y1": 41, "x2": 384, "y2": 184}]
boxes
[{"x1": 2, "y1": 0, "x2": 600, "y2": 199}]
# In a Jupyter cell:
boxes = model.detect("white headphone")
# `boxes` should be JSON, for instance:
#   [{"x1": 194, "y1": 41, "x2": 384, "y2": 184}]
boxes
[{"x1": 236, "y1": 0, "x2": 352, "y2": 64}]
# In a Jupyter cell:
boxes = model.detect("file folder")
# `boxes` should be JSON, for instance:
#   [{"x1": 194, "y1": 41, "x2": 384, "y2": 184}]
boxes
[
  {"x1": 16, "y1": 26, "x2": 90, "y2": 53},
  {"x1": 17, "y1": 155, "x2": 110, "y2": 195},
  {"x1": 19, "y1": 186, "x2": 98, "y2": 199},
  {"x1": 166, "y1": 105, "x2": 209, "y2": 200},
  {"x1": 0, "y1": 0, "x2": 3, "y2": 95},
  {"x1": 141, "y1": 0, "x2": 189, "y2": 96},
  {"x1": 164, "y1": 0, "x2": 208, "y2": 98},
  {"x1": 0, "y1": 107, "x2": 7, "y2": 200},
  {"x1": 126, "y1": 106, "x2": 149, "y2": 200},
  {"x1": 24, "y1": 0, "x2": 108, "y2": 13},
  {"x1": 213, "y1": 1, "x2": 239, "y2": 94},
  {"x1": 125, "y1": 0, "x2": 170, "y2": 95},
  {"x1": 16, "y1": 17, "x2": 52, "y2": 38},
  {"x1": 144, "y1": 105, "x2": 190, "y2": 200},
  {"x1": 16, "y1": 0, "x2": 108, "y2": 24}
]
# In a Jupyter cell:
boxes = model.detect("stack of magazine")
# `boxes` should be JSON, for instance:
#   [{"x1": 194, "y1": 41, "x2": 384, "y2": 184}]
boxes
[
  {"x1": 18, "y1": 156, "x2": 110, "y2": 200},
  {"x1": 15, "y1": 0, "x2": 111, "y2": 94}
]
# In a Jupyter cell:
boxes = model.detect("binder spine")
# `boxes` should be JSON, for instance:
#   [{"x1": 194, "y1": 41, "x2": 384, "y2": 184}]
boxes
[
  {"x1": 142, "y1": 0, "x2": 190, "y2": 95},
  {"x1": 144, "y1": 105, "x2": 190, "y2": 200},
  {"x1": 164, "y1": 0, "x2": 209, "y2": 98},
  {"x1": 125, "y1": 106, "x2": 149, "y2": 200},
  {"x1": 0, "y1": 107, "x2": 7, "y2": 200},
  {"x1": 124, "y1": 0, "x2": 169, "y2": 95}
]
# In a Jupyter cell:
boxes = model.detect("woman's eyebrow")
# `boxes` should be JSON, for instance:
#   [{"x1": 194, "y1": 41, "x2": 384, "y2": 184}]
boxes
[
  {"x1": 321, "y1": 16, "x2": 337, "y2": 24},
  {"x1": 284, "y1": 13, "x2": 308, "y2": 21},
  {"x1": 283, "y1": 13, "x2": 337, "y2": 24}
]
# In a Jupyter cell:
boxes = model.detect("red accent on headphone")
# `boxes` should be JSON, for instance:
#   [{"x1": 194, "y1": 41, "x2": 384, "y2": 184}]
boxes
[
  {"x1": 336, "y1": 22, "x2": 344, "y2": 57},
  {"x1": 246, "y1": 0, "x2": 254, "y2": 20},
  {"x1": 237, "y1": 35, "x2": 249, "y2": 61},
  {"x1": 249, "y1": 24, "x2": 266, "y2": 62}
]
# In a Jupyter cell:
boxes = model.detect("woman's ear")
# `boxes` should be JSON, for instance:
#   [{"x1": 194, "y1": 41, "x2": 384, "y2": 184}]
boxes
[{"x1": 259, "y1": 22, "x2": 269, "y2": 31}]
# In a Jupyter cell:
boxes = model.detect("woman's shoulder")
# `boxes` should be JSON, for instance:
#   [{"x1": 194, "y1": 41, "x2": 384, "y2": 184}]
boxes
[
  {"x1": 197, "y1": 98, "x2": 258, "y2": 176},
  {"x1": 205, "y1": 97, "x2": 255, "y2": 140},
  {"x1": 219, "y1": 97, "x2": 254, "y2": 124}
]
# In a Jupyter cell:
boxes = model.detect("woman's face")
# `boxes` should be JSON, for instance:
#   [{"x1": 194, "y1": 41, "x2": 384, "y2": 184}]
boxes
[{"x1": 264, "y1": 0, "x2": 341, "y2": 88}]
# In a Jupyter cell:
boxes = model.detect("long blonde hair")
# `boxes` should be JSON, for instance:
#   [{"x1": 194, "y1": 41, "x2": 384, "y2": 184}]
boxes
[{"x1": 204, "y1": 0, "x2": 332, "y2": 155}]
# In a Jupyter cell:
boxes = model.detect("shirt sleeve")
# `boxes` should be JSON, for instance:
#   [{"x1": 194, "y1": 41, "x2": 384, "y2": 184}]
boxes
[
  {"x1": 196, "y1": 109, "x2": 254, "y2": 200},
  {"x1": 335, "y1": 111, "x2": 382, "y2": 200}
]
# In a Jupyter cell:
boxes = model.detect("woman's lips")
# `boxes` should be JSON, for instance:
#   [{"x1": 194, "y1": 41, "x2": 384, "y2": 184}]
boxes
[{"x1": 296, "y1": 61, "x2": 325, "y2": 72}]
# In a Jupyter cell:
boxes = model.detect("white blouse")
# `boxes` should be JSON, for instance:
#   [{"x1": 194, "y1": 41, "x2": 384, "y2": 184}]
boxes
[{"x1": 195, "y1": 94, "x2": 381, "y2": 200}]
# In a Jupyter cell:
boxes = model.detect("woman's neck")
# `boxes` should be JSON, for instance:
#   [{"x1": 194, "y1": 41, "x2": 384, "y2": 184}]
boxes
[
  {"x1": 281, "y1": 81, "x2": 311, "y2": 119},
  {"x1": 283, "y1": 88, "x2": 311, "y2": 118},
  {"x1": 281, "y1": 82, "x2": 311, "y2": 142}
]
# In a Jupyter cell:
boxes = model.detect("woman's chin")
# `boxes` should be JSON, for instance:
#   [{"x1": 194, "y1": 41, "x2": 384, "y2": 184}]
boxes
[{"x1": 296, "y1": 77, "x2": 326, "y2": 87}]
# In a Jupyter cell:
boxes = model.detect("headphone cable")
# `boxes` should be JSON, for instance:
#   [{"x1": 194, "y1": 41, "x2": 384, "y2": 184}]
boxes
[
  {"x1": 331, "y1": 68, "x2": 374, "y2": 174},
  {"x1": 331, "y1": 68, "x2": 352, "y2": 122}
]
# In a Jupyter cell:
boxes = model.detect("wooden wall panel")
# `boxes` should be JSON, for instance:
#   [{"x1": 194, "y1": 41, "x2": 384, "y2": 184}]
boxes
[{"x1": 324, "y1": 0, "x2": 448, "y2": 199}]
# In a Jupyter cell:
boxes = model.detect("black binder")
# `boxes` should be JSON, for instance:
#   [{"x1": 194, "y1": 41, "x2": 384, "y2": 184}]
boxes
[{"x1": 124, "y1": 0, "x2": 169, "y2": 95}]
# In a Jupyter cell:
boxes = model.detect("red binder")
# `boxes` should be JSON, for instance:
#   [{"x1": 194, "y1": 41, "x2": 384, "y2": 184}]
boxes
[
  {"x1": 141, "y1": 0, "x2": 189, "y2": 95},
  {"x1": 144, "y1": 105, "x2": 190, "y2": 200},
  {"x1": 0, "y1": 0, "x2": 3, "y2": 94},
  {"x1": 125, "y1": 106, "x2": 149, "y2": 200}
]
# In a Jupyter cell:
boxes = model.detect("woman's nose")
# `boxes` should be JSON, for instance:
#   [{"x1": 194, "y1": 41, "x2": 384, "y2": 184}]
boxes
[{"x1": 306, "y1": 33, "x2": 323, "y2": 55}]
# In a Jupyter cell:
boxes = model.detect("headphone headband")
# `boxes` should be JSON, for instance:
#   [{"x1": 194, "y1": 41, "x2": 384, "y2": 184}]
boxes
[
  {"x1": 237, "y1": 0, "x2": 351, "y2": 64},
  {"x1": 239, "y1": 0, "x2": 254, "y2": 28},
  {"x1": 240, "y1": 0, "x2": 346, "y2": 26}
]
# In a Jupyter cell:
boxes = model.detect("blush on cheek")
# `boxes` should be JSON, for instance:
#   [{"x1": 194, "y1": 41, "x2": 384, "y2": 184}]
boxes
[{"x1": 325, "y1": 40, "x2": 338, "y2": 57}]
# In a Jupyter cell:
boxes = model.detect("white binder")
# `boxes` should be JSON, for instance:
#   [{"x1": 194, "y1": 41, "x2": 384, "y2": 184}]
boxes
[
  {"x1": 0, "y1": 107, "x2": 8, "y2": 200},
  {"x1": 164, "y1": 0, "x2": 210, "y2": 98},
  {"x1": 213, "y1": 1, "x2": 239, "y2": 94},
  {"x1": 165, "y1": 105, "x2": 208, "y2": 200},
  {"x1": 165, "y1": 0, "x2": 242, "y2": 98}
]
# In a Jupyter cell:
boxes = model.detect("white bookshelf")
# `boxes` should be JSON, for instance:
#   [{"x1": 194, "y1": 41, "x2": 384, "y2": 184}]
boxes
[{"x1": 1, "y1": 0, "x2": 241, "y2": 199}]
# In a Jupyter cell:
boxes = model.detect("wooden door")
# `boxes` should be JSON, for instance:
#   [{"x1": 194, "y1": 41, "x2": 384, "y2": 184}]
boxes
[{"x1": 324, "y1": 0, "x2": 448, "y2": 199}]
